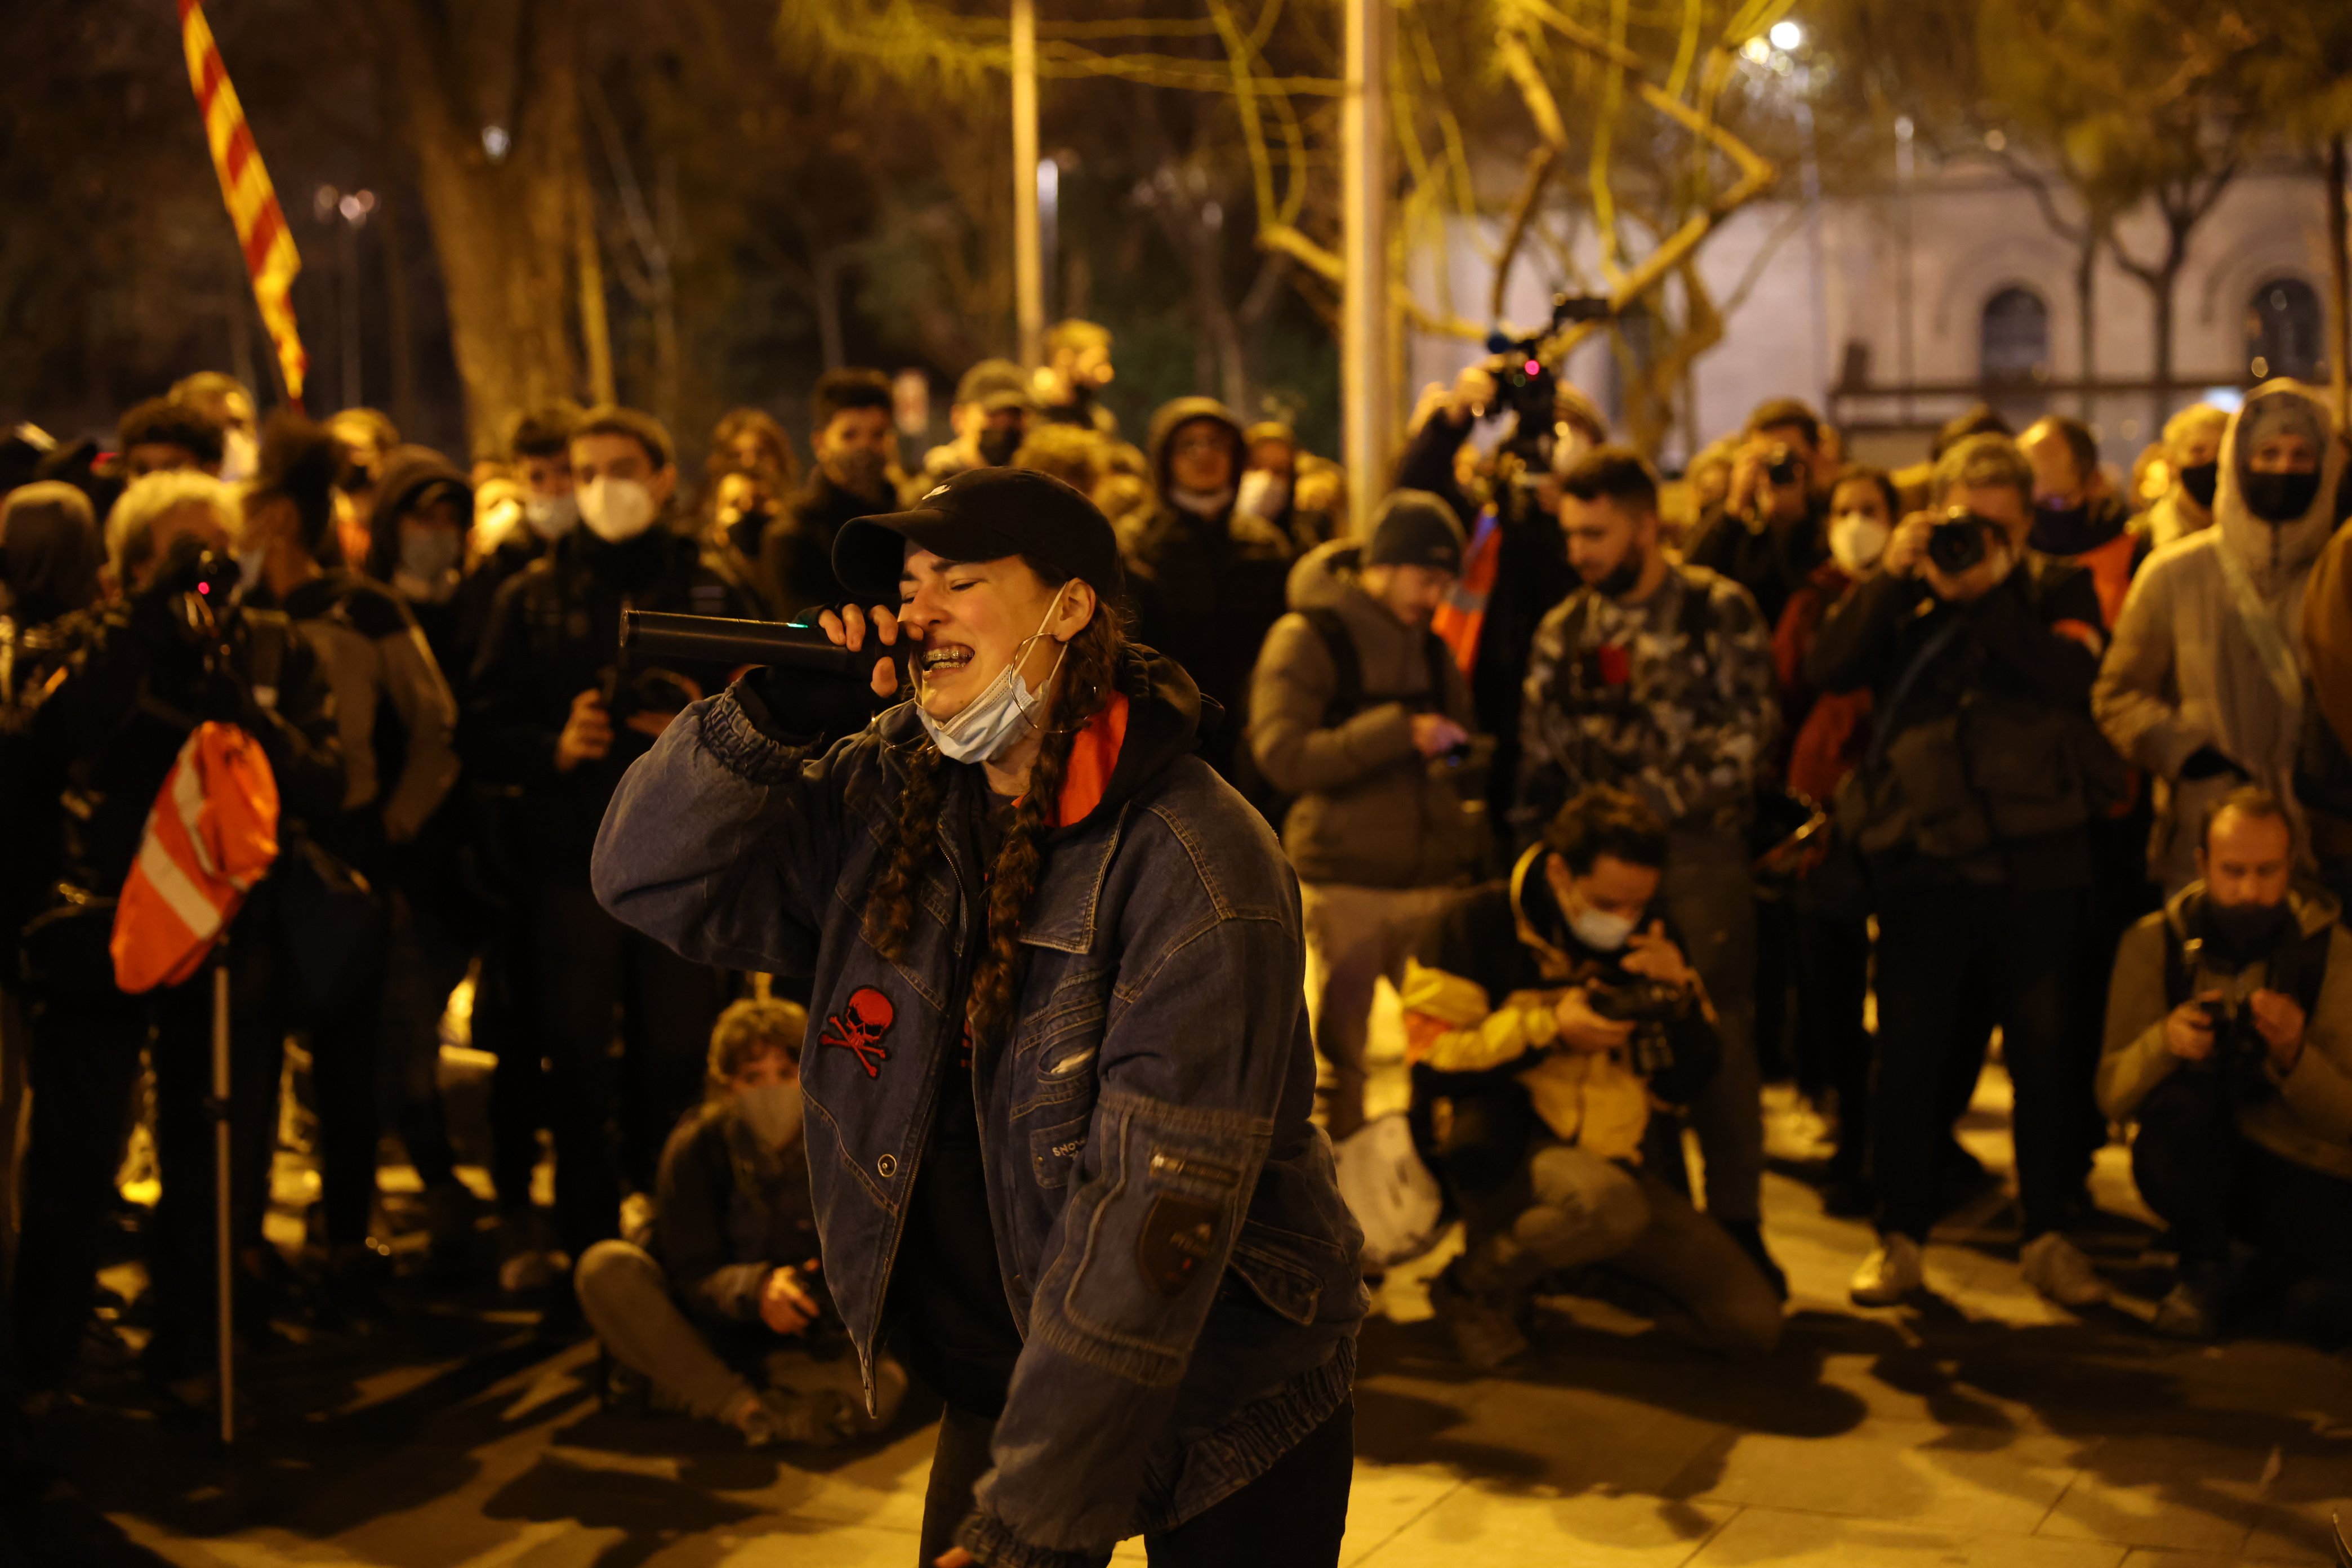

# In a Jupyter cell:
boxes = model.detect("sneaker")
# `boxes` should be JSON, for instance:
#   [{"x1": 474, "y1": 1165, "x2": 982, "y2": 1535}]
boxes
[
  {"x1": 2152, "y1": 1279, "x2": 2221, "y2": 1340},
  {"x1": 1850, "y1": 1234, "x2": 1925, "y2": 1306},
  {"x1": 1427, "y1": 1260, "x2": 1529, "y2": 1370},
  {"x1": 2020, "y1": 1232, "x2": 2109, "y2": 1309}
]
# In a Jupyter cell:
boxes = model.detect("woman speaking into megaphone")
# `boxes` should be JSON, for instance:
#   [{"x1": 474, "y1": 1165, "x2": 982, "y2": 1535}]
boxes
[{"x1": 592, "y1": 467, "x2": 1362, "y2": 1568}]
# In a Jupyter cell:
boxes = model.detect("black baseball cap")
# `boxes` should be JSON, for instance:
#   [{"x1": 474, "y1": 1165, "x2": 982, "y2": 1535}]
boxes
[{"x1": 832, "y1": 466, "x2": 1125, "y2": 603}]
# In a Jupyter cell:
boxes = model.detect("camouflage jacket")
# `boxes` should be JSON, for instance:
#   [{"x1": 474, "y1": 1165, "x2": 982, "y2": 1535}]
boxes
[{"x1": 1516, "y1": 561, "x2": 1779, "y2": 836}]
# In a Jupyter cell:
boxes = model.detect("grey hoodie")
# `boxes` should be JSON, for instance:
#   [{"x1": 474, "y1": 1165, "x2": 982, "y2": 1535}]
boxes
[
  {"x1": 1248, "y1": 540, "x2": 1478, "y2": 887},
  {"x1": 2095, "y1": 380, "x2": 2347, "y2": 887}
]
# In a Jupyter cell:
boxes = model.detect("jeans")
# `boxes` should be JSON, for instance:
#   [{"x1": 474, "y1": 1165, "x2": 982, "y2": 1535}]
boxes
[
  {"x1": 376, "y1": 899, "x2": 473, "y2": 1194},
  {"x1": 1873, "y1": 881, "x2": 2087, "y2": 1241},
  {"x1": 1459, "y1": 1142, "x2": 1781, "y2": 1358},
  {"x1": 574, "y1": 1239, "x2": 894, "y2": 1429},
  {"x1": 532, "y1": 883, "x2": 726, "y2": 1262},
  {"x1": 919, "y1": 1398, "x2": 1355, "y2": 1567},
  {"x1": 1300, "y1": 882, "x2": 1462, "y2": 1139},
  {"x1": 1661, "y1": 828, "x2": 1763, "y2": 1224}
]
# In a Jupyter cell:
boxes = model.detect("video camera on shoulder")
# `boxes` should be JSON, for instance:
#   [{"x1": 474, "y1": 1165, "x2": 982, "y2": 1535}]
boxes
[
  {"x1": 1485, "y1": 292, "x2": 1610, "y2": 473},
  {"x1": 1927, "y1": 506, "x2": 1995, "y2": 575}
]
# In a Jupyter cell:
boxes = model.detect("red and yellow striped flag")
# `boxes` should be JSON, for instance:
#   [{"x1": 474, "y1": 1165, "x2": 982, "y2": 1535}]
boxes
[{"x1": 178, "y1": 0, "x2": 306, "y2": 403}]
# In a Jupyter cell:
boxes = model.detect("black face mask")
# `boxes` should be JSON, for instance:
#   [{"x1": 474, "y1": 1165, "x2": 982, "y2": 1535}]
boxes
[
  {"x1": 2202, "y1": 897, "x2": 2296, "y2": 967},
  {"x1": 2242, "y1": 469, "x2": 2322, "y2": 524},
  {"x1": 977, "y1": 426, "x2": 1023, "y2": 467},
  {"x1": 1591, "y1": 548, "x2": 1644, "y2": 599},
  {"x1": 2030, "y1": 499, "x2": 2103, "y2": 557},
  {"x1": 2179, "y1": 461, "x2": 2219, "y2": 511}
]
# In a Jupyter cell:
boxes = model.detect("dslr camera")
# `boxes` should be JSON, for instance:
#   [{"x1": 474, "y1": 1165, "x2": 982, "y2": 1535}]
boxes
[
  {"x1": 1586, "y1": 975, "x2": 1694, "y2": 1079},
  {"x1": 1485, "y1": 292, "x2": 1610, "y2": 471},
  {"x1": 1763, "y1": 443, "x2": 1805, "y2": 487},
  {"x1": 1927, "y1": 506, "x2": 1995, "y2": 575}
]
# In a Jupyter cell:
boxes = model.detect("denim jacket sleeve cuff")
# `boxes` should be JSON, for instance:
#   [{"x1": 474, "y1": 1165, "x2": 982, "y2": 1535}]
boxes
[
  {"x1": 698, "y1": 687, "x2": 818, "y2": 785},
  {"x1": 955, "y1": 1508, "x2": 1102, "y2": 1568}
]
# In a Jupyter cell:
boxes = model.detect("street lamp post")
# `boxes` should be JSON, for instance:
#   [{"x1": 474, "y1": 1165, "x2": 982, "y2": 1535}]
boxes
[
  {"x1": 1012, "y1": 0, "x2": 1044, "y2": 369},
  {"x1": 1341, "y1": 0, "x2": 1388, "y2": 537}
]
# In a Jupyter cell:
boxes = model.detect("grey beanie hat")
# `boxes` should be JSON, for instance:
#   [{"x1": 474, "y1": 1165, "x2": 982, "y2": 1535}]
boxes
[{"x1": 1365, "y1": 488, "x2": 1465, "y2": 572}]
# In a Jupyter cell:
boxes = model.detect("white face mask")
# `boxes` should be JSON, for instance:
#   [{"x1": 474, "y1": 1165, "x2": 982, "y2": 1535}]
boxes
[
  {"x1": 1236, "y1": 468, "x2": 1291, "y2": 521},
  {"x1": 917, "y1": 588, "x2": 1069, "y2": 766},
  {"x1": 1828, "y1": 510, "x2": 1891, "y2": 574},
  {"x1": 734, "y1": 1079, "x2": 803, "y2": 1149},
  {"x1": 578, "y1": 478, "x2": 656, "y2": 543},
  {"x1": 1569, "y1": 903, "x2": 1637, "y2": 953},
  {"x1": 523, "y1": 492, "x2": 577, "y2": 541},
  {"x1": 220, "y1": 429, "x2": 259, "y2": 485}
]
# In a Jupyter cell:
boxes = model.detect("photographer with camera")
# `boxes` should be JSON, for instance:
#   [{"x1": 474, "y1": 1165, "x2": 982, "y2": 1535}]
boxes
[
  {"x1": 591, "y1": 466, "x2": 1364, "y2": 1567},
  {"x1": 1406, "y1": 785, "x2": 1781, "y2": 1367},
  {"x1": 1808, "y1": 433, "x2": 2121, "y2": 1308},
  {"x1": 2100, "y1": 790, "x2": 2352, "y2": 1342},
  {"x1": 10, "y1": 470, "x2": 343, "y2": 1402},
  {"x1": 1395, "y1": 348, "x2": 1603, "y2": 849},
  {"x1": 2095, "y1": 380, "x2": 2344, "y2": 893},
  {"x1": 1518, "y1": 447, "x2": 1782, "y2": 1288},
  {"x1": 1248, "y1": 489, "x2": 1481, "y2": 1139},
  {"x1": 1688, "y1": 397, "x2": 1830, "y2": 630},
  {"x1": 467, "y1": 406, "x2": 757, "y2": 1287},
  {"x1": 575, "y1": 999, "x2": 908, "y2": 1446}
]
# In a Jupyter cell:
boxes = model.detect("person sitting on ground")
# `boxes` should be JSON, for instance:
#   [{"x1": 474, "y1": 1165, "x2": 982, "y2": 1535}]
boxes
[
  {"x1": 2099, "y1": 789, "x2": 2352, "y2": 1344},
  {"x1": 1407, "y1": 785, "x2": 1783, "y2": 1368},
  {"x1": 576, "y1": 997, "x2": 908, "y2": 1446}
]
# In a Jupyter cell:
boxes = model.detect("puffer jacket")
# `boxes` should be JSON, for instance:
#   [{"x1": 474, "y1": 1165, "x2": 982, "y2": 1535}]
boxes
[
  {"x1": 1117, "y1": 397, "x2": 1295, "y2": 780},
  {"x1": 591, "y1": 648, "x2": 1364, "y2": 1568},
  {"x1": 1248, "y1": 541, "x2": 1478, "y2": 888},
  {"x1": 2100, "y1": 880, "x2": 2352, "y2": 1183},
  {"x1": 2095, "y1": 380, "x2": 2346, "y2": 887}
]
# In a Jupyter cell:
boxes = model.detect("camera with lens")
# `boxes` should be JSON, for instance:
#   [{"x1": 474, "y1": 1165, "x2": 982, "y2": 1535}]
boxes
[
  {"x1": 1927, "y1": 506, "x2": 1993, "y2": 575},
  {"x1": 605, "y1": 665, "x2": 700, "y2": 729},
  {"x1": 1763, "y1": 443, "x2": 1805, "y2": 487},
  {"x1": 1586, "y1": 975, "x2": 1694, "y2": 1077},
  {"x1": 1485, "y1": 292, "x2": 1611, "y2": 471}
]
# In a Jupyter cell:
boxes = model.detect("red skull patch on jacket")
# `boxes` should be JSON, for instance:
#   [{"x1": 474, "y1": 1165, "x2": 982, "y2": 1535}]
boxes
[{"x1": 821, "y1": 986, "x2": 896, "y2": 1078}]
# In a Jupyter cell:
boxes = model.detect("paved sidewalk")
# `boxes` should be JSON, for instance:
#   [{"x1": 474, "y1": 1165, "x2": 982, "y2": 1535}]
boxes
[{"x1": 15, "y1": 1051, "x2": 2352, "y2": 1567}]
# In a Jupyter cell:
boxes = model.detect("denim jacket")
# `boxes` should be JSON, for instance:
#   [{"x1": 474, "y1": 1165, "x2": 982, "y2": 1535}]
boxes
[{"x1": 592, "y1": 650, "x2": 1365, "y2": 1568}]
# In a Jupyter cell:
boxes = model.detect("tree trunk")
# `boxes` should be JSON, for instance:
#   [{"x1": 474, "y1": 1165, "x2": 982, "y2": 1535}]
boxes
[
  {"x1": 2074, "y1": 231, "x2": 2096, "y2": 422},
  {"x1": 378, "y1": 191, "x2": 421, "y2": 439},
  {"x1": 2330, "y1": 137, "x2": 2348, "y2": 426},
  {"x1": 376, "y1": 0, "x2": 584, "y2": 458}
]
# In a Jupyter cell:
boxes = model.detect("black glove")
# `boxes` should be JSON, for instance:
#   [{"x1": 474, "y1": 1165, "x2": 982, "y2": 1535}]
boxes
[{"x1": 2179, "y1": 745, "x2": 2244, "y2": 783}]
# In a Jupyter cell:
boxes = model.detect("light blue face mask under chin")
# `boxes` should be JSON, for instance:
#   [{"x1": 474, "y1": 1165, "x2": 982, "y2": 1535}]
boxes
[{"x1": 916, "y1": 590, "x2": 1069, "y2": 766}]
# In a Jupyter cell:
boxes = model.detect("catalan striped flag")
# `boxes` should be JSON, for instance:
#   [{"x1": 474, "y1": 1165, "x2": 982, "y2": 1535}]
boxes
[{"x1": 177, "y1": 0, "x2": 306, "y2": 402}]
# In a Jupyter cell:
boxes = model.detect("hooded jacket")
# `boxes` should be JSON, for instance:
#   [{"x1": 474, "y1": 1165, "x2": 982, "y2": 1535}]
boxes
[
  {"x1": 2095, "y1": 380, "x2": 2346, "y2": 886},
  {"x1": 1400, "y1": 845, "x2": 1720, "y2": 1162},
  {"x1": 1119, "y1": 398, "x2": 1295, "y2": 779},
  {"x1": 591, "y1": 648, "x2": 1364, "y2": 1568},
  {"x1": 2100, "y1": 880, "x2": 2352, "y2": 1183},
  {"x1": 1248, "y1": 540, "x2": 1478, "y2": 888}
]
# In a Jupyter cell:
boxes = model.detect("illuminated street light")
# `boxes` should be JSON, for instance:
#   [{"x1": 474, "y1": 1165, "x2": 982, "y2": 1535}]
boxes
[
  {"x1": 483, "y1": 124, "x2": 511, "y2": 162},
  {"x1": 1740, "y1": 35, "x2": 1772, "y2": 63},
  {"x1": 1769, "y1": 20, "x2": 1803, "y2": 50}
]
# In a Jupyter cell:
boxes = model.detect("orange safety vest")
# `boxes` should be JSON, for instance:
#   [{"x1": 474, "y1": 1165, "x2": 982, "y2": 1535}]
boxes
[{"x1": 110, "y1": 721, "x2": 281, "y2": 993}]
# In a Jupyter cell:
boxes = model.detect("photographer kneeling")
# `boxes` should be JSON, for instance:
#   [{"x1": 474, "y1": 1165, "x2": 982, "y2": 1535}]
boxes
[
  {"x1": 591, "y1": 468, "x2": 1364, "y2": 1568},
  {"x1": 576, "y1": 998, "x2": 906, "y2": 1445},
  {"x1": 2100, "y1": 790, "x2": 2352, "y2": 1343},
  {"x1": 1406, "y1": 786, "x2": 1782, "y2": 1368}
]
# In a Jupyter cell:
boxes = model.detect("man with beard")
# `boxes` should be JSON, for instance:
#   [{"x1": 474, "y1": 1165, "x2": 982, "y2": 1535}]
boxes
[
  {"x1": 759, "y1": 369, "x2": 899, "y2": 618},
  {"x1": 1517, "y1": 447, "x2": 1784, "y2": 1291},
  {"x1": 467, "y1": 406, "x2": 758, "y2": 1290}
]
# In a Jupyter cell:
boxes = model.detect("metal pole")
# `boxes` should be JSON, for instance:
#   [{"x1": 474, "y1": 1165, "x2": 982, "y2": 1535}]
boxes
[
  {"x1": 1794, "y1": 61, "x2": 1828, "y2": 416},
  {"x1": 339, "y1": 216, "x2": 361, "y2": 412},
  {"x1": 1011, "y1": 0, "x2": 1043, "y2": 369},
  {"x1": 213, "y1": 956, "x2": 234, "y2": 1445},
  {"x1": 1895, "y1": 115, "x2": 1915, "y2": 429},
  {"x1": 1341, "y1": 0, "x2": 1388, "y2": 537}
]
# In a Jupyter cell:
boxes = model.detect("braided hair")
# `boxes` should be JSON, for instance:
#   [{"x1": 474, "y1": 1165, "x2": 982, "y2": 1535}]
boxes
[{"x1": 862, "y1": 562, "x2": 1127, "y2": 1048}]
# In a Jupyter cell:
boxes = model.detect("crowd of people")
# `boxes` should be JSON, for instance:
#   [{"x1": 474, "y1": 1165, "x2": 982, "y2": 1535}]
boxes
[{"x1": 2, "y1": 317, "x2": 2350, "y2": 1465}]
